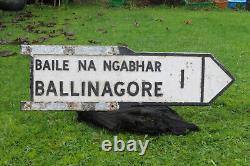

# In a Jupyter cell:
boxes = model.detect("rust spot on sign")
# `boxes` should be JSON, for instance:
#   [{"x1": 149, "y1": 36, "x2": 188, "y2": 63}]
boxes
[{"x1": 108, "y1": 102, "x2": 119, "y2": 111}]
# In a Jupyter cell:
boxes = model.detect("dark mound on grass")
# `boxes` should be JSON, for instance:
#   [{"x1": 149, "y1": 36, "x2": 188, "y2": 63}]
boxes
[{"x1": 78, "y1": 104, "x2": 199, "y2": 135}]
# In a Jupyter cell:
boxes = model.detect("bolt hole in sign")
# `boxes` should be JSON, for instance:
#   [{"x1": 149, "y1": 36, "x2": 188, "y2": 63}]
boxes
[{"x1": 21, "y1": 45, "x2": 234, "y2": 111}]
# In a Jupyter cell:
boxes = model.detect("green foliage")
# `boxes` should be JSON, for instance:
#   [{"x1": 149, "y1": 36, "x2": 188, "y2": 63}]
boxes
[{"x1": 0, "y1": 5, "x2": 250, "y2": 165}]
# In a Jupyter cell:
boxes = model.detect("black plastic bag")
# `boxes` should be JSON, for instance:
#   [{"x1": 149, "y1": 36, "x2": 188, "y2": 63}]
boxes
[{"x1": 78, "y1": 104, "x2": 199, "y2": 135}]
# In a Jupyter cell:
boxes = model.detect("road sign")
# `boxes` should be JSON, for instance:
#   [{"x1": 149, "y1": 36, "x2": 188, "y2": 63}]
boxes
[{"x1": 21, "y1": 45, "x2": 234, "y2": 111}]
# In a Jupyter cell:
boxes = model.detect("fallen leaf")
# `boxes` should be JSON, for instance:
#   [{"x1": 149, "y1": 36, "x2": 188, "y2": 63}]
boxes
[
  {"x1": 11, "y1": 37, "x2": 30, "y2": 45},
  {"x1": 97, "y1": 28, "x2": 108, "y2": 34},
  {"x1": 32, "y1": 36, "x2": 49, "y2": 44},
  {"x1": 14, "y1": 15, "x2": 25, "y2": 22},
  {"x1": 134, "y1": 20, "x2": 139, "y2": 27},
  {"x1": 64, "y1": 32, "x2": 75, "y2": 36},
  {"x1": 184, "y1": 19, "x2": 192, "y2": 25},
  {"x1": 24, "y1": 24, "x2": 35, "y2": 32},
  {"x1": 0, "y1": 51, "x2": 16, "y2": 57},
  {"x1": 0, "y1": 39, "x2": 8, "y2": 45},
  {"x1": 12, "y1": 11, "x2": 33, "y2": 22}
]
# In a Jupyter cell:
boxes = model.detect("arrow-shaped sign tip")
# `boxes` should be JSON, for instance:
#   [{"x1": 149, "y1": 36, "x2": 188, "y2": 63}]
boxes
[{"x1": 203, "y1": 57, "x2": 234, "y2": 103}]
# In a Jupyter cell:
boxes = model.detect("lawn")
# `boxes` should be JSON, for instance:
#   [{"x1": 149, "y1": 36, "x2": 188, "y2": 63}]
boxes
[{"x1": 0, "y1": 4, "x2": 250, "y2": 165}]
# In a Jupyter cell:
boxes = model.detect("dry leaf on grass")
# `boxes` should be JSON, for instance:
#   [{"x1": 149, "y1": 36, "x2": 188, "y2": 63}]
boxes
[
  {"x1": 184, "y1": 19, "x2": 192, "y2": 25},
  {"x1": 0, "y1": 51, "x2": 16, "y2": 57}
]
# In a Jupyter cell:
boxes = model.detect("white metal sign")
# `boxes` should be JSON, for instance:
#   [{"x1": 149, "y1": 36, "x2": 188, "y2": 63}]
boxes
[{"x1": 21, "y1": 45, "x2": 234, "y2": 111}]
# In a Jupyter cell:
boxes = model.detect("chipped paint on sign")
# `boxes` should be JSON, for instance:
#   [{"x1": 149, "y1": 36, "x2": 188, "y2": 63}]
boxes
[
  {"x1": 21, "y1": 45, "x2": 120, "y2": 56},
  {"x1": 21, "y1": 101, "x2": 119, "y2": 111}
]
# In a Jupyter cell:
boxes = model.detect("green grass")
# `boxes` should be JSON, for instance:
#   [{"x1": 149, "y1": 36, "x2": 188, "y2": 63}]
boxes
[{"x1": 0, "y1": 5, "x2": 250, "y2": 165}]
